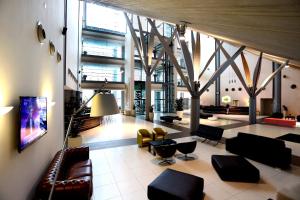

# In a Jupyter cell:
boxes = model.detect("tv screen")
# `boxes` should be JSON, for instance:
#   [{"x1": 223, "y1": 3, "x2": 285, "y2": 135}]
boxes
[{"x1": 19, "y1": 96, "x2": 47, "y2": 151}]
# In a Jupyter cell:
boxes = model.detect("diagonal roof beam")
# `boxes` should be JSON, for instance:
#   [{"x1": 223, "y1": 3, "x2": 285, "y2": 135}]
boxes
[
  {"x1": 124, "y1": 13, "x2": 147, "y2": 72},
  {"x1": 240, "y1": 52, "x2": 252, "y2": 86},
  {"x1": 193, "y1": 32, "x2": 201, "y2": 80},
  {"x1": 255, "y1": 60, "x2": 289, "y2": 96},
  {"x1": 176, "y1": 30, "x2": 194, "y2": 84},
  {"x1": 191, "y1": 31, "x2": 195, "y2": 58},
  {"x1": 137, "y1": 16, "x2": 147, "y2": 62},
  {"x1": 147, "y1": 29, "x2": 155, "y2": 73},
  {"x1": 198, "y1": 41, "x2": 223, "y2": 80},
  {"x1": 218, "y1": 41, "x2": 251, "y2": 96},
  {"x1": 148, "y1": 18, "x2": 193, "y2": 94},
  {"x1": 150, "y1": 31, "x2": 176, "y2": 75},
  {"x1": 199, "y1": 45, "x2": 245, "y2": 95},
  {"x1": 252, "y1": 52, "x2": 263, "y2": 94}
]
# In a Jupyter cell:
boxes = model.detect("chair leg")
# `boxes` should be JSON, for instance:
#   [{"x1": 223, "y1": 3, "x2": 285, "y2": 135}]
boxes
[
  {"x1": 159, "y1": 158, "x2": 174, "y2": 165},
  {"x1": 177, "y1": 154, "x2": 195, "y2": 161}
]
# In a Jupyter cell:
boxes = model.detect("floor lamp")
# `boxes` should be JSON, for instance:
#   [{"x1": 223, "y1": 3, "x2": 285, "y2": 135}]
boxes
[{"x1": 48, "y1": 84, "x2": 119, "y2": 200}]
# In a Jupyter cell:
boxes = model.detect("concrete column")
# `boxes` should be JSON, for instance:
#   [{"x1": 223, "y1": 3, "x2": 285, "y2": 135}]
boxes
[
  {"x1": 215, "y1": 39, "x2": 221, "y2": 106},
  {"x1": 249, "y1": 96, "x2": 257, "y2": 124},
  {"x1": 190, "y1": 95, "x2": 200, "y2": 132},
  {"x1": 272, "y1": 62, "x2": 281, "y2": 113},
  {"x1": 124, "y1": 31, "x2": 135, "y2": 113},
  {"x1": 145, "y1": 72, "x2": 151, "y2": 120}
]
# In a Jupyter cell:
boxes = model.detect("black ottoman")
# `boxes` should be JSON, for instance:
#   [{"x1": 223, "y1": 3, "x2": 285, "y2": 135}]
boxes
[
  {"x1": 211, "y1": 155, "x2": 260, "y2": 183},
  {"x1": 148, "y1": 168, "x2": 204, "y2": 200}
]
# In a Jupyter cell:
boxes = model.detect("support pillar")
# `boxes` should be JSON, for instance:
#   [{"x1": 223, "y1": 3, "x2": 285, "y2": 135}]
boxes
[
  {"x1": 145, "y1": 72, "x2": 151, "y2": 120},
  {"x1": 190, "y1": 95, "x2": 200, "y2": 132},
  {"x1": 215, "y1": 39, "x2": 221, "y2": 106},
  {"x1": 249, "y1": 96, "x2": 257, "y2": 124},
  {"x1": 272, "y1": 62, "x2": 281, "y2": 113}
]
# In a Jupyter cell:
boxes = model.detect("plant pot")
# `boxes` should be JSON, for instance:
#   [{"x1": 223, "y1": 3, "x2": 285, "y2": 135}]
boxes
[
  {"x1": 176, "y1": 111, "x2": 184, "y2": 118},
  {"x1": 149, "y1": 112, "x2": 154, "y2": 121},
  {"x1": 131, "y1": 110, "x2": 136, "y2": 117}
]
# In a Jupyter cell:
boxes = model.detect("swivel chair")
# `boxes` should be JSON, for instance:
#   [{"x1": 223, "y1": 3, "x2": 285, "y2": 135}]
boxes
[
  {"x1": 176, "y1": 141, "x2": 197, "y2": 160},
  {"x1": 155, "y1": 143, "x2": 177, "y2": 165}
]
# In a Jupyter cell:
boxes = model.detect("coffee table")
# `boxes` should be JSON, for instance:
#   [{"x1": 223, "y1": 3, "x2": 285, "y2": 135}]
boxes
[
  {"x1": 148, "y1": 139, "x2": 177, "y2": 156},
  {"x1": 160, "y1": 116, "x2": 182, "y2": 123}
]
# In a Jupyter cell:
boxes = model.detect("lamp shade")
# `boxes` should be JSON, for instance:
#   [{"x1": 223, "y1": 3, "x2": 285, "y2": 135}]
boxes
[{"x1": 90, "y1": 93, "x2": 119, "y2": 117}]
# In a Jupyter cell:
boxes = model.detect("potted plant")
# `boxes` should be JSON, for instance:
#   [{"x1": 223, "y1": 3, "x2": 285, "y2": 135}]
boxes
[
  {"x1": 132, "y1": 104, "x2": 136, "y2": 117},
  {"x1": 149, "y1": 105, "x2": 154, "y2": 121},
  {"x1": 175, "y1": 97, "x2": 184, "y2": 118}
]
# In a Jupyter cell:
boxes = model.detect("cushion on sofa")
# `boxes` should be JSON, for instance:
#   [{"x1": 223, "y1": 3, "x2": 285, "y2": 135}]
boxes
[
  {"x1": 72, "y1": 160, "x2": 92, "y2": 168},
  {"x1": 67, "y1": 163, "x2": 92, "y2": 179}
]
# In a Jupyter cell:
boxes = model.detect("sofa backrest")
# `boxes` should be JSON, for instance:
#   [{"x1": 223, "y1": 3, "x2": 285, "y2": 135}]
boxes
[
  {"x1": 199, "y1": 124, "x2": 224, "y2": 135},
  {"x1": 237, "y1": 132, "x2": 285, "y2": 150}
]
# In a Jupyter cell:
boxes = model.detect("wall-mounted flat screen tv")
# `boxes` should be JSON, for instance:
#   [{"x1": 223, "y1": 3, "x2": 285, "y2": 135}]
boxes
[{"x1": 19, "y1": 96, "x2": 47, "y2": 152}]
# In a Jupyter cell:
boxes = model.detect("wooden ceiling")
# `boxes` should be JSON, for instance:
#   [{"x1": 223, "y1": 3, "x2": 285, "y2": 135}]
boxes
[{"x1": 88, "y1": 0, "x2": 300, "y2": 66}]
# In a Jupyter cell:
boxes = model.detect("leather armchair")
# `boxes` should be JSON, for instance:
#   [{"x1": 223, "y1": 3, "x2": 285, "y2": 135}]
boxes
[
  {"x1": 152, "y1": 127, "x2": 167, "y2": 141},
  {"x1": 137, "y1": 129, "x2": 153, "y2": 147},
  {"x1": 36, "y1": 147, "x2": 93, "y2": 200}
]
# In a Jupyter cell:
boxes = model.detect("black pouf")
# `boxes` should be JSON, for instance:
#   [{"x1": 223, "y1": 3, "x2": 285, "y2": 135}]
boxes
[
  {"x1": 212, "y1": 155, "x2": 260, "y2": 183},
  {"x1": 148, "y1": 168, "x2": 204, "y2": 200}
]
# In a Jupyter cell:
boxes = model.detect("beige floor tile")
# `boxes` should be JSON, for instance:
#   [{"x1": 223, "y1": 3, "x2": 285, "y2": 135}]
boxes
[
  {"x1": 116, "y1": 179, "x2": 145, "y2": 196},
  {"x1": 93, "y1": 173, "x2": 115, "y2": 188},
  {"x1": 93, "y1": 183, "x2": 121, "y2": 200}
]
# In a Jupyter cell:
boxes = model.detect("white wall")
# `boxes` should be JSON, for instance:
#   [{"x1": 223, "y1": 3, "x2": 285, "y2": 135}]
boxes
[
  {"x1": 220, "y1": 43, "x2": 273, "y2": 111},
  {"x1": 0, "y1": 0, "x2": 64, "y2": 199},
  {"x1": 282, "y1": 67, "x2": 300, "y2": 115}
]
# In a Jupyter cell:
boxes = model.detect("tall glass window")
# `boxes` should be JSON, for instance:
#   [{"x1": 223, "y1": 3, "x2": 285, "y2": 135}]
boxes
[
  {"x1": 86, "y1": 3, "x2": 126, "y2": 33},
  {"x1": 82, "y1": 63, "x2": 123, "y2": 82},
  {"x1": 82, "y1": 38, "x2": 123, "y2": 58},
  {"x1": 82, "y1": 89, "x2": 123, "y2": 108}
]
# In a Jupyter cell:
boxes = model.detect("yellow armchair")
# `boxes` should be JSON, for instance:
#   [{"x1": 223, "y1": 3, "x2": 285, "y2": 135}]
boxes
[
  {"x1": 152, "y1": 127, "x2": 167, "y2": 141},
  {"x1": 137, "y1": 129, "x2": 153, "y2": 147}
]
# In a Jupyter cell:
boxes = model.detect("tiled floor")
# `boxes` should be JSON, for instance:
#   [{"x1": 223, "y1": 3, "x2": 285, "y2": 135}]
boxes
[
  {"x1": 90, "y1": 136, "x2": 300, "y2": 200},
  {"x1": 81, "y1": 113, "x2": 300, "y2": 200},
  {"x1": 81, "y1": 114, "x2": 179, "y2": 144}
]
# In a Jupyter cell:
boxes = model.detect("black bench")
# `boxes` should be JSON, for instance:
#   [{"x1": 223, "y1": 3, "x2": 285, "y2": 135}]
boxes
[
  {"x1": 160, "y1": 116, "x2": 182, "y2": 123},
  {"x1": 211, "y1": 155, "x2": 260, "y2": 183},
  {"x1": 192, "y1": 124, "x2": 224, "y2": 145},
  {"x1": 148, "y1": 168, "x2": 204, "y2": 200}
]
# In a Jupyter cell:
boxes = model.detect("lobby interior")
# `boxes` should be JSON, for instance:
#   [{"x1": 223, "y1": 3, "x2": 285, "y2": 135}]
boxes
[{"x1": 0, "y1": 0, "x2": 300, "y2": 200}]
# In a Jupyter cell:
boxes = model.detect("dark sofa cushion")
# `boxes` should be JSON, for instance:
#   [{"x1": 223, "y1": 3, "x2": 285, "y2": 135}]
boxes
[
  {"x1": 212, "y1": 155, "x2": 260, "y2": 183},
  {"x1": 148, "y1": 168, "x2": 204, "y2": 200}
]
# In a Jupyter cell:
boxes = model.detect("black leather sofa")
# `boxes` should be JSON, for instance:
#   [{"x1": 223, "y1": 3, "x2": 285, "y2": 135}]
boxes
[
  {"x1": 192, "y1": 124, "x2": 224, "y2": 145},
  {"x1": 201, "y1": 105, "x2": 249, "y2": 115},
  {"x1": 226, "y1": 132, "x2": 292, "y2": 169},
  {"x1": 36, "y1": 147, "x2": 93, "y2": 200}
]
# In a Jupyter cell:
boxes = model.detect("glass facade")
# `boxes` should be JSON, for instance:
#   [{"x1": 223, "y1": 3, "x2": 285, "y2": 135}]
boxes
[
  {"x1": 81, "y1": 63, "x2": 123, "y2": 82},
  {"x1": 86, "y1": 3, "x2": 126, "y2": 33},
  {"x1": 82, "y1": 89, "x2": 123, "y2": 108},
  {"x1": 82, "y1": 38, "x2": 123, "y2": 58}
]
